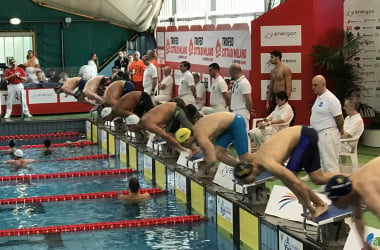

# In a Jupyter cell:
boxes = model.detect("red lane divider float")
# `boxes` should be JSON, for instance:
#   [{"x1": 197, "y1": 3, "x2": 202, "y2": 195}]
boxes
[
  {"x1": 0, "y1": 215, "x2": 208, "y2": 237},
  {"x1": 21, "y1": 141, "x2": 96, "y2": 149},
  {"x1": 35, "y1": 154, "x2": 110, "y2": 163},
  {"x1": 0, "y1": 168, "x2": 136, "y2": 182},
  {"x1": 0, "y1": 188, "x2": 167, "y2": 205},
  {"x1": 0, "y1": 132, "x2": 80, "y2": 142}
]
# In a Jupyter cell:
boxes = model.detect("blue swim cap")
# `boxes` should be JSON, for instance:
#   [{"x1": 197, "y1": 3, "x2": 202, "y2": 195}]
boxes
[{"x1": 325, "y1": 175, "x2": 352, "y2": 197}]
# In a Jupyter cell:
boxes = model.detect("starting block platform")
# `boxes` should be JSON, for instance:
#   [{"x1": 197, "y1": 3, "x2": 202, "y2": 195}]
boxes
[
  {"x1": 176, "y1": 150, "x2": 204, "y2": 172},
  {"x1": 265, "y1": 185, "x2": 354, "y2": 248},
  {"x1": 213, "y1": 163, "x2": 274, "y2": 204},
  {"x1": 126, "y1": 130, "x2": 148, "y2": 144},
  {"x1": 146, "y1": 133, "x2": 177, "y2": 158}
]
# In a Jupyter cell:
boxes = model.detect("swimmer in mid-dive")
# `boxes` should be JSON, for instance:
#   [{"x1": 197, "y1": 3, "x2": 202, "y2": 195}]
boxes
[
  {"x1": 325, "y1": 157, "x2": 380, "y2": 250},
  {"x1": 2, "y1": 149, "x2": 35, "y2": 171}
]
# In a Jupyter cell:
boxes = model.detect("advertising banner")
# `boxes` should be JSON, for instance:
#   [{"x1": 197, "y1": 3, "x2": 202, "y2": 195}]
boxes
[{"x1": 165, "y1": 30, "x2": 251, "y2": 70}]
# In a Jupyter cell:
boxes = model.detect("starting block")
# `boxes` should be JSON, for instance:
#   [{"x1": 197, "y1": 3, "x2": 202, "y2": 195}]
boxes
[
  {"x1": 307, "y1": 205, "x2": 353, "y2": 248},
  {"x1": 176, "y1": 151, "x2": 204, "y2": 172},
  {"x1": 126, "y1": 129, "x2": 148, "y2": 144},
  {"x1": 113, "y1": 117, "x2": 126, "y2": 132},
  {"x1": 145, "y1": 133, "x2": 178, "y2": 158},
  {"x1": 213, "y1": 163, "x2": 274, "y2": 204},
  {"x1": 265, "y1": 185, "x2": 353, "y2": 248},
  {"x1": 233, "y1": 171, "x2": 274, "y2": 204}
]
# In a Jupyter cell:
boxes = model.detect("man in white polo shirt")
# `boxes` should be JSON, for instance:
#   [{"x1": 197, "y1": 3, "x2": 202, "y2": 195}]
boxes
[
  {"x1": 178, "y1": 61, "x2": 196, "y2": 105},
  {"x1": 200, "y1": 63, "x2": 230, "y2": 115},
  {"x1": 142, "y1": 55, "x2": 157, "y2": 99},
  {"x1": 310, "y1": 75, "x2": 344, "y2": 173},
  {"x1": 229, "y1": 63, "x2": 253, "y2": 131}
]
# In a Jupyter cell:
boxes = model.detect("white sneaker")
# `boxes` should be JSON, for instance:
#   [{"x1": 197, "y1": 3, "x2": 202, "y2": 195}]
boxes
[
  {"x1": 24, "y1": 112, "x2": 33, "y2": 118},
  {"x1": 3, "y1": 114, "x2": 10, "y2": 119},
  {"x1": 300, "y1": 175, "x2": 311, "y2": 181}
]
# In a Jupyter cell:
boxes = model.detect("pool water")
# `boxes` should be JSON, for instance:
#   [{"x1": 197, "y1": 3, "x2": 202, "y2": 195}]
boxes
[{"x1": 0, "y1": 144, "x2": 236, "y2": 249}]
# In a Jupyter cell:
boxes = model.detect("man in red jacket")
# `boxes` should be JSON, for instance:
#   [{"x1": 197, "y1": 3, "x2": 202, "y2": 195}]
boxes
[{"x1": 3, "y1": 59, "x2": 32, "y2": 118}]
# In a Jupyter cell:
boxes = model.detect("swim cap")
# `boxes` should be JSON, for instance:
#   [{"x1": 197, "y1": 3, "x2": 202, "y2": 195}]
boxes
[
  {"x1": 325, "y1": 175, "x2": 352, "y2": 197},
  {"x1": 175, "y1": 128, "x2": 191, "y2": 143},
  {"x1": 100, "y1": 107, "x2": 112, "y2": 118},
  {"x1": 126, "y1": 114, "x2": 140, "y2": 125},
  {"x1": 233, "y1": 162, "x2": 253, "y2": 179},
  {"x1": 9, "y1": 139, "x2": 16, "y2": 148},
  {"x1": 14, "y1": 149, "x2": 23, "y2": 158}
]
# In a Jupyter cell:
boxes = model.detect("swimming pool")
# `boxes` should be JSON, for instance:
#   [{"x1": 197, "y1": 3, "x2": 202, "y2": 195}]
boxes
[{"x1": 0, "y1": 144, "x2": 236, "y2": 249}]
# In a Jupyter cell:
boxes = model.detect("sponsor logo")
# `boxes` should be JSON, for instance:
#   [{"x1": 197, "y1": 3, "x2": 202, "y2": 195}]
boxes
[
  {"x1": 264, "y1": 31, "x2": 298, "y2": 39},
  {"x1": 365, "y1": 233, "x2": 380, "y2": 248},
  {"x1": 346, "y1": 9, "x2": 375, "y2": 17},
  {"x1": 278, "y1": 193, "x2": 297, "y2": 209}
]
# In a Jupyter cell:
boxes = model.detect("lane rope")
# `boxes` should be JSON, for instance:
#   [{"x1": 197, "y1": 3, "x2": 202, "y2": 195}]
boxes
[
  {"x1": 0, "y1": 188, "x2": 167, "y2": 205},
  {"x1": 0, "y1": 215, "x2": 208, "y2": 237},
  {"x1": 0, "y1": 132, "x2": 80, "y2": 141},
  {"x1": 34, "y1": 154, "x2": 110, "y2": 163},
  {"x1": 0, "y1": 168, "x2": 136, "y2": 182},
  {"x1": 21, "y1": 141, "x2": 96, "y2": 149}
]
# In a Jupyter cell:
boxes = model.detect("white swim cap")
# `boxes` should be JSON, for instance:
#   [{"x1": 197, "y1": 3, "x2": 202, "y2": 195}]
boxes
[
  {"x1": 126, "y1": 114, "x2": 140, "y2": 125},
  {"x1": 100, "y1": 107, "x2": 112, "y2": 118},
  {"x1": 14, "y1": 149, "x2": 23, "y2": 158}
]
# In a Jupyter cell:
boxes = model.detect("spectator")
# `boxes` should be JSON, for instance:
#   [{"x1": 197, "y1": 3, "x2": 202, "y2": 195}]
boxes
[
  {"x1": 147, "y1": 49, "x2": 159, "y2": 70},
  {"x1": 114, "y1": 51, "x2": 128, "y2": 79},
  {"x1": 36, "y1": 70, "x2": 48, "y2": 83},
  {"x1": 3, "y1": 59, "x2": 32, "y2": 119},
  {"x1": 47, "y1": 69, "x2": 60, "y2": 82},
  {"x1": 88, "y1": 52, "x2": 99, "y2": 75},
  {"x1": 200, "y1": 63, "x2": 230, "y2": 115},
  {"x1": 229, "y1": 63, "x2": 253, "y2": 131},
  {"x1": 141, "y1": 55, "x2": 158, "y2": 97},
  {"x1": 178, "y1": 61, "x2": 196, "y2": 105},
  {"x1": 193, "y1": 73, "x2": 206, "y2": 110},
  {"x1": 310, "y1": 75, "x2": 344, "y2": 174},
  {"x1": 129, "y1": 51, "x2": 146, "y2": 91},
  {"x1": 23, "y1": 50, "x2": 40, "y2": 69},
  {"x1": 59, "y1": 72, "x2": 68, "y2": 83},
  {"x1": 110, "y1": 66, "x2": 124, "y2": 82},
  {"x1": 341, "y1": 97, "x2": 364, "y2": 153},
  {"x1": 249, "y1": 91, "x2": 294, "y2": 148},
  {"x1": 153, "y1": 66, "x2": 173, "y2": 106}
]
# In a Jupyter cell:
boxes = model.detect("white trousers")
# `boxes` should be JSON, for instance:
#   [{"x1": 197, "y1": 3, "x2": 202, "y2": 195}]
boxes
[
  {"x1": 6, "y1": 83, "x2": 30, "y2": 115},
  {"x1": 317, "y1": 127, "x2": 340, "y2": 173}
]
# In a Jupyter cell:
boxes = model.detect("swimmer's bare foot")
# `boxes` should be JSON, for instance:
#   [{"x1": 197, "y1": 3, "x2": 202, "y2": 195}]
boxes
[{"x1": 313, "y1": 203, "x2": 328, "y2": 219}]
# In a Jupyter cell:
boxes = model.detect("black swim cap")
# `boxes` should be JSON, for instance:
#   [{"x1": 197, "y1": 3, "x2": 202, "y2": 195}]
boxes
[
  {"x1": 8, "y1": 139, "x2": 16, "y2": 148},
  {"x1": 325, "y1": 175, "x2": 352, "y2": 197},
  {"x1": 233, "y1": 162, "x2": 253, "y2": 180}
]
